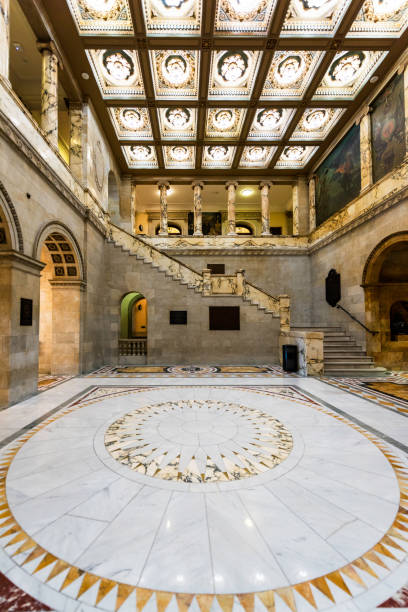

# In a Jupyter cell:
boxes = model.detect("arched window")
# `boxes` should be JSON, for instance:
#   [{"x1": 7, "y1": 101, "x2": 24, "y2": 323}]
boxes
[
  {"x1": 155, "y1": 223, "x2": 182, "y2": 235},
  {"x1": 235, "y1": 223, "x2": 253, "y2": 235}
]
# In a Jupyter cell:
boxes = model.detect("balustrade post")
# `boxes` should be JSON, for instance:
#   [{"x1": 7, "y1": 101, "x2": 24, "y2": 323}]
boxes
[{"x1": 279, "y1": 294, "x2": 291, "y2": 333}]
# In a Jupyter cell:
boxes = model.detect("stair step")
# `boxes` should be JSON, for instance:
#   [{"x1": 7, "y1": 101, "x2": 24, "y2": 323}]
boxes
[
  {"x1": 325, "y1": 367, "x2": 388, "y2": 377},
  {"x1": 324, "y1": 349, "x2": 365, "y2": 354},
  {"x1": 324, "y1": 358, "x2": 374, "y2": 365}
]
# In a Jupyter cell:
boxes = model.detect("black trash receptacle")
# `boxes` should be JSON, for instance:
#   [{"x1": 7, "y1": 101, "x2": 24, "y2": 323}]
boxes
[{"x1": 282, "y1": 344, "x2": 298, "y2": 372}]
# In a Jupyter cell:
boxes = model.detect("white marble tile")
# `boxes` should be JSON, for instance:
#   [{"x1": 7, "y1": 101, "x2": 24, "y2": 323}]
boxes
[
  {"x1": 74, "y1": 486, "x2": 171, "y2": 583},
  {"x1": 139, "y1": 492, "x2": 214, "y2": 592},
  {"x1": 33, "y1": 514, "x2": 109, "y2": 564},
  {"x1": 205, "y1": 490, "x2": 289, "y2": 593},
  {"x1": 70, "y1": 477, "x2": 142, "y2": 522},
  {"x1": 238, "y1": 485, "x2": 346, "y2": 584}
]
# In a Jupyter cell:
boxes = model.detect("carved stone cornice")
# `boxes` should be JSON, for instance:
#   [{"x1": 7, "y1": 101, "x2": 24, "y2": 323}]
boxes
[{"x1": 0, "y1": 109, "x2": 107, "y2": 237}]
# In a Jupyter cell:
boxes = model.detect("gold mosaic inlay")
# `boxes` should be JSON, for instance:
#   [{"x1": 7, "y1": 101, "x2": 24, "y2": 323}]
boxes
[{"x1": 104, "y1": 400, "x2": 293, "y2": 482}]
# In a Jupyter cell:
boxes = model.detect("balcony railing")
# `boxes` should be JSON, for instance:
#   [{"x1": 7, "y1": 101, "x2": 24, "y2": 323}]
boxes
[{"x1": 119, "y1": 338, "x2": 147, "y2": 356}]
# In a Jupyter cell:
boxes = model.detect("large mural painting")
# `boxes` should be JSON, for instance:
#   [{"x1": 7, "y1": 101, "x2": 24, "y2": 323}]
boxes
[
  {"x1": 315, "y1": 124, "x2": 361, "y2": 227},
  {"x1": 371, "y1": 73, "x2": 406, "y2": 183}
]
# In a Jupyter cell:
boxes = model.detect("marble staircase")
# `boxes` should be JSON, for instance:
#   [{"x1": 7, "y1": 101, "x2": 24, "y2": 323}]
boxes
[
  {"x1": 292, "y1": 326, "x2": 387, "y2": 376},
  {"x1": 109, "y1": 225, "x2": 290, "y2": 330}
]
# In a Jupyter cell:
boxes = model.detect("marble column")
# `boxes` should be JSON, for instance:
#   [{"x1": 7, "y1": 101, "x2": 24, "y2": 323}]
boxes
[
  {"x1": 259, "y1": 182, "x2": 272, "y2": 236},
  {"x1": 359, "y1": 108, "x2": 373, "y2": 191},
  {"x1": 40, "y1": 46, "x2": 59, "y2": 148},
  {"x1": 192, "y1": 181, "x2": 204, "y2": 237},
  {"x1": 225, "y1": 181, "x2": 238, "y2": 236},
  {"x1": 308, "y1": 176, "x2": 316, "y2": 233},
  {"x1": 158, "y1": 182, "x2": 170, "y2": 236},
  {"x1": 0, "y1": 0, "x2": 10, "y2": 81},
  {"x1": 292, "y1": 177, "x2": 308, "y2": 236},
  {"x1": 69, "y1": 102, "x2": 85, "y2": 183}
]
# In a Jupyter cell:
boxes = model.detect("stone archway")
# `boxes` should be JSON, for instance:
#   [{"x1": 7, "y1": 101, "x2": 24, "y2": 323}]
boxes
[
  {"x1": 362, "y1": 232, "x2": 408, "y2": 369},
  {"x1": 35, "y1": 225, "x2": 85, "y2": 376},
  {"x1": 0, "y1": 184, "x2": 42, "y2": 407}
]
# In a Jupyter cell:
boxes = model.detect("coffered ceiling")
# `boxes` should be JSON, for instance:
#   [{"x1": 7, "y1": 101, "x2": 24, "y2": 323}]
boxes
[{"x1": 35, "y1": 0, "x2": 408, "y2": 181}]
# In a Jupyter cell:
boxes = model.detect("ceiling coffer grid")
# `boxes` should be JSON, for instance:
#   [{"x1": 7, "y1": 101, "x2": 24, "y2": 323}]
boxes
[{"x1": 59, "y1": 0, "x2": 408, "y2": 174}]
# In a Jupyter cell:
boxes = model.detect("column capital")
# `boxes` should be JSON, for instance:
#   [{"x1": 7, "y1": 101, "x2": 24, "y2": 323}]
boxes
[
  {"x1": 259, "y1": 181, "x2": 273, "y2": 190},
  {"x1": 355, "y1": 105, "x2": 372, "y2": 125},
  {"x1": 68, "y1": 100, "x2": 83, "y2": 111},
  {"x1": 225, "y1": 181, "x2": 238, "y2": 190},
  {"x1": 157, "y1": 181, "x2": 170, "y2": 190},
  {"x1": 308, "y1": 174, "x2": 316, "y2": 182},
  {"x1": 191, "y1": 181, "x2": 204, "y2": 190},
  {"x1": 36, "y1": 40, "x2": 63, "y2": 68}
]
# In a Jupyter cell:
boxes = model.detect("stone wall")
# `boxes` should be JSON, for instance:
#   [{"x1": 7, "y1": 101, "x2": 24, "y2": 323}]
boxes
[
  {"x1": 175, "y1": 253, "x2": 312, "y2": 327},
  {"x1": 104, "y1": 243, "x2": 281, "y2": 365}
]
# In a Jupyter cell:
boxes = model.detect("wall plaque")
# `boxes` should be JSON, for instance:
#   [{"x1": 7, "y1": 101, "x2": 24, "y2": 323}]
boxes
[
  {"x1": 20, "y1": 298, "x2": 33, "y2": 326},
  {"x1": 170, "y1": 311, "x2": 187, "y2": 325},
  {"x1": 209, "y1": 306, "x2": 240, "y2": 330}
]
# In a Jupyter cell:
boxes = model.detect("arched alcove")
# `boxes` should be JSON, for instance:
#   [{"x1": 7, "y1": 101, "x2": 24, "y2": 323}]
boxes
[
  {"x1": 363, "y1": 232, "x2": 408, "y2": 368},
  {"x1": 36, "y1": 226, "x2": 84, "y2": 376},
  {"x1": 236, "y1": 222, "x2": 254, "y2": 235},
  {"x1": 119, "y1": 292, "x2": 147, "y2": 363},
  {"x1": 155, "y1": 223, "x2": 182, "y2": 235}
]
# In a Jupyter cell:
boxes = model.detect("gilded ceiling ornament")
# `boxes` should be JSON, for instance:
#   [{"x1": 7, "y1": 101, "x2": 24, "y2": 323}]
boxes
[
  {"x1": 102, "y1": 50, "x2": 134, "y2": 83},
  {"x1": 211, "y1": 109, "x2": 236, "y2": 130},
  {"x1": 78, "y1": 0, "x2": 124, "y2": 19},
  {"x1": 287, "y1": 0, "x2": 341, "y2": 20},
  {"x1": 129, "y1": 145, "x2": 153, "y2": 160},
  {"x1": 218, "y1": 51, "x2": 249, "y2": 83},
  {"x1": 328, "y1": 51, "x2": 365, "y2": 85},
  {"x1": 154, "y1": 50, "x2": 196, "y2": 92},
  {"x1": 208, "y1": 145, "x2": 229, "y2": 160},
  {"x1": 302, "y1": 108, "x2": 328, "y2": 130},
  {"x1": 246, "y1": 145, "x2": 266, "y2": 161},
  {"x1": 256, "y1": 108, "x2": 283, "y2": 129},
  {"x1": 118, "y1": 108, "x2": 145, "y2": 130},
  {"x1": 220, "y1": 0, "x2": 268, "y2": 21},
  {"x1": 283, "y1": 145, "x2": 305, "y2": 160},
  {"x1": 274, "y1": 54, "x2": 306, "y2": 87},
  {"x1": 143, "y1": 0, "x2": 200, "y2": 34},
  {"x1": 170, "y1": 145, "x2": 190, "y2": 160},
  {"x1": 165, "y1": 107, "x2": 191, "y2": 128},
  {"x1": 363, "y1": 0, "x2": 408, "y2": 20}
]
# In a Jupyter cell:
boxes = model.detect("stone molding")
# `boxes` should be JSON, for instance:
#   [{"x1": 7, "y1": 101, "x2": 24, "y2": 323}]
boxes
[
  {"x1": 0, "y1": 180, "x2": 24, "y2": 252},
  {"x1": 0, "y1": 108, "x2": 107, "y2": 238},
  {"x1": 49, "y1": 279, "x2": 87, "y2": 290},
  {"x1": 0, "y1": 250, "x2": 45, "y2": 276}
]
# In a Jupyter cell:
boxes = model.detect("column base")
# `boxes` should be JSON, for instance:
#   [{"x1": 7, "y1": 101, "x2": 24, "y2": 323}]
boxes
[
  {"x1": 227, "y1": 232, "x2": 237, "y2": 236},
  {"x1": 261, "y1": 232, "x2": 271, "y2": 236},
  {"x1": 193, "y1": 232, "x2": 203, "y2": 237},
  {"x1": 158, "y1": 232, "x2": 169, "y2": 237}
]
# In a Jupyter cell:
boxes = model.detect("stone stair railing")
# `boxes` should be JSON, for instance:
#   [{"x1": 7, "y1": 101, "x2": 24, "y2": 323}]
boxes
[{"x1": 110, "y1": 224, "x2": 290, "y2": 330}]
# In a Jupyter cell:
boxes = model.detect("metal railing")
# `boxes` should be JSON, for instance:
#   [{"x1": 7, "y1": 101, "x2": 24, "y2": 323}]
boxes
[{"x1": 336, "y1": 304, "x2": 377, "y2": 335}]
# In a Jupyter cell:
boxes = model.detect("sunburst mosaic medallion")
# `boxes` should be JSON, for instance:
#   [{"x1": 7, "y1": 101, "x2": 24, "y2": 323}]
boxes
[{"x1": 105, "y1": 399, "x2": 293, "y2": 482}]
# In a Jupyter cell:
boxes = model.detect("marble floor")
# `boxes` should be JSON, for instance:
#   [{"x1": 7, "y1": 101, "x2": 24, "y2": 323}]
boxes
[{"x1": 0, "y1": 372, "x2": 408, "y2": 611}]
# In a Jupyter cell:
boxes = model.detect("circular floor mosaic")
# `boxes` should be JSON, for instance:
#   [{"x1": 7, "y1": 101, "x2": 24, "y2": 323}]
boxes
[
  {"x1": 104, "y1": 399, "x2": 293, "y2": 482},
  {"x1": 165, "y1": 365, "x2": 219, "y2": 374}
]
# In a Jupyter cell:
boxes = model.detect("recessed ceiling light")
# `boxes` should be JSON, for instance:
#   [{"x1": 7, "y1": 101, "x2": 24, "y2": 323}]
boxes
[
  {"x1": 241, "y1": 189, "x2": 253, "y2": 196},
  {"x1": 370, "y1": 76, "x2": 379, "y2": 83},
  {"x1": 81, "y1": 72, "x2": 90, "y2": 80},
  {"x1": 12, "y1": 42, "x2": 23, "y2": 53}
]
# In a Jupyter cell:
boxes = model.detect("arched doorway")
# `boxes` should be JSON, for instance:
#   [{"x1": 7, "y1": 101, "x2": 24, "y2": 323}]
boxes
[
  {"x1": 36, "y1": 227, "x2": 84, "y2": 376},
  {"x1": 119, "y1": 292, "x2": 147, "y2": 363},
  {"x1": 363, "y1": 233, "x2": 408, "y2": 369}
]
